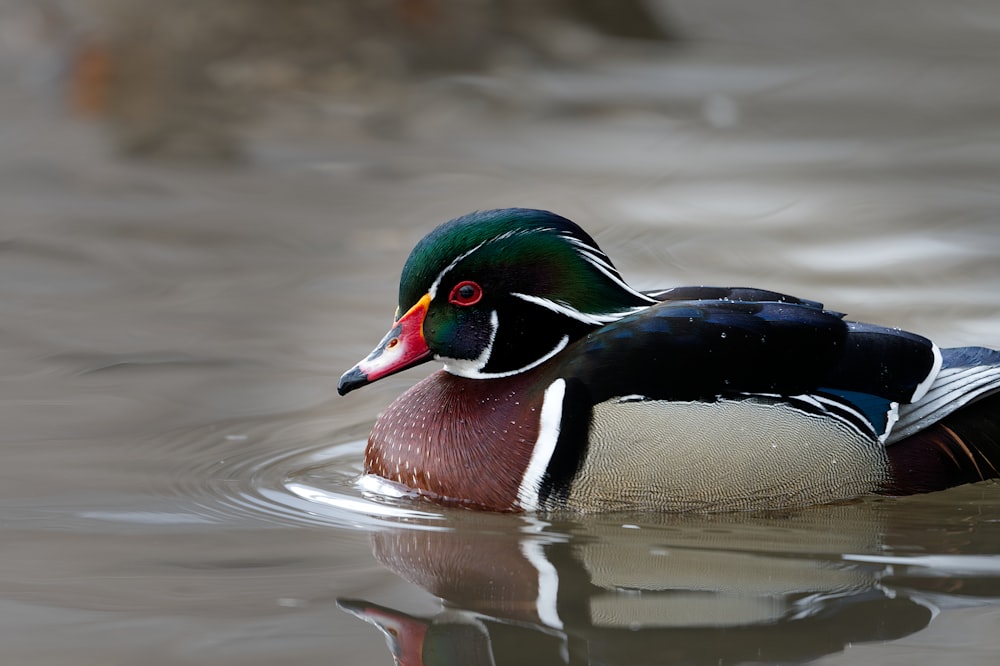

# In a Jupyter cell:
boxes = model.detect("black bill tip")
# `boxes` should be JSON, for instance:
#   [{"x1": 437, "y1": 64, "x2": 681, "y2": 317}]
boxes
[{"x1": 337, "y1": 366, "x2": 369, "y2": 396}]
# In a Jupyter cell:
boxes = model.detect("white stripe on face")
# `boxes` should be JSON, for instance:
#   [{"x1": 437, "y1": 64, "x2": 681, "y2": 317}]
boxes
[
  {"x1": 511, "y1": 292, "x2": 647, "y2": 326},
  {"x1": 427, "y1": 239, "x2": 489, "y2": 300}
]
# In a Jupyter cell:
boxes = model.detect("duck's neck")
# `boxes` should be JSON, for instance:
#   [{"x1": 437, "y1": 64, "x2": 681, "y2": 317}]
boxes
[{"x1": 365, "y1": 368, "x2": 547, "y2": 511}]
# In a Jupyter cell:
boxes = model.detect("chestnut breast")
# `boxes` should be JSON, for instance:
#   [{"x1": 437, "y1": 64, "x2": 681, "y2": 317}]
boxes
[{"x1": 366, "y1": 369, "x2": 548, "y2": 511}]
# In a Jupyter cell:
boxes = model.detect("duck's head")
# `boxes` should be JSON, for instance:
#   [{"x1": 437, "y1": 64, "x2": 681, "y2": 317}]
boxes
[{"x1": 338, "y1": 208, "x2": 654, "y2": 395}]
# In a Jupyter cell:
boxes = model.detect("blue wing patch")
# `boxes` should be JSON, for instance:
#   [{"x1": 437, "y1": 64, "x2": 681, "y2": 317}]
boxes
[{"x1": 817, "y1": 388, "x2": 898, "y2": 441}]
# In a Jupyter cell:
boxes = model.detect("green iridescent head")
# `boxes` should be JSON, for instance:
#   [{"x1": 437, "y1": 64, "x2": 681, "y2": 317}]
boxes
[
  {"x1": 395, "y1": 208, "x2": 654, "y2": 378},
  {"x1": 337, "y1": 208, "x2": 657, "y2": 394}
]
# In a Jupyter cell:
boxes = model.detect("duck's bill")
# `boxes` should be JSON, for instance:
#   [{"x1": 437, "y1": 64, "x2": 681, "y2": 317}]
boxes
[{"x1": 338, "y1": 294, "x2": 432, "y2": 395}]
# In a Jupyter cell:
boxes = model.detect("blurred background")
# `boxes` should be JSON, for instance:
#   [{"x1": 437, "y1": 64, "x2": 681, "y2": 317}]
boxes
[{"x1": 2, "y1": 1, "x2": 1000, "y2": 664}]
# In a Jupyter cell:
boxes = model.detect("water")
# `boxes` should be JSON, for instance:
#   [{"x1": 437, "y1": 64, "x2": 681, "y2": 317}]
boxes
[{"x1": 3, "y1": 2, "x2": 1000, "y2": 664}]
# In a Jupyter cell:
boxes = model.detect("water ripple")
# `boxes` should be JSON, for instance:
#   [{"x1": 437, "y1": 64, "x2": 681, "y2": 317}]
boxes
[{"x1": 151, "y1": 417, "x2": 448, "y2": 531}]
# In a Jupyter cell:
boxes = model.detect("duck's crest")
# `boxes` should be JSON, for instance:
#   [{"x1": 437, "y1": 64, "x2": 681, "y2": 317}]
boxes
[{"x1": 398, "y1": 208, "x2": 654, "y2": 319}]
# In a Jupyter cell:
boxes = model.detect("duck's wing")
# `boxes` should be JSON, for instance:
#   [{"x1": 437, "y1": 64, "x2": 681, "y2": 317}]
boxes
[
  {"x1": 881, "y1": 348, "x2": 1000, "y2": 494},
  {"x1": 643, "y1": 286, "x2": 828, "y2": 312},
  {"x1": 562, "y1": 299, "x2": 941, "y2": 443},
  {"x1": 889, "y1": 346, "x2": 1000, "y2": 443}
]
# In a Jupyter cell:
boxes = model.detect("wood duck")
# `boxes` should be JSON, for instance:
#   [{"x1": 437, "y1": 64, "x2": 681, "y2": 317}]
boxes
[{"x1": 338, "y1": 208, "x2": 1000, "y2": 512}]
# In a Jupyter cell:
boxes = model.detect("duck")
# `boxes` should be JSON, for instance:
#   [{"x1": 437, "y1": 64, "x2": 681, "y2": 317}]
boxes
[{"x1": 338, "y1": 208, "x2": 1000, "y2": 512}]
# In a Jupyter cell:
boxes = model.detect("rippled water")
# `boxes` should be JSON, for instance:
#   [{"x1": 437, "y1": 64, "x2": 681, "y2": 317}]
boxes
[{"x1": 4, "y1": 2, "x2": 1000, "y2": 664}]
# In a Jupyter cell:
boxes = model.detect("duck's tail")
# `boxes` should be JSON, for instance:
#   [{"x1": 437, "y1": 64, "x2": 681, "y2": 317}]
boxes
[{"x1": 883, "y1": 347, "x2": 1000, "y2": 495}]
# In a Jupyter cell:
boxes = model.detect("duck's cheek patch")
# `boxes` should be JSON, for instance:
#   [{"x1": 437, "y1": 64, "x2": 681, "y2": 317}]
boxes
[{"x1": 436, "y1": 309, "x2": 494, "y2": 361}]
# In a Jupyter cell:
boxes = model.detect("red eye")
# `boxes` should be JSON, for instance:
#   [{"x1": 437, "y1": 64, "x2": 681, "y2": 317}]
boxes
[{"x1": 448, "y1": 280, "x2": 483, "y2": 306}]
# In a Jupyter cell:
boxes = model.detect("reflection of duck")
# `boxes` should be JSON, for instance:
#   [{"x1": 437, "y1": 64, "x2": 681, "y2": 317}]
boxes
[
  {"x1": 339, "y1": 599, "x2": 496, "y2": 666},
  {"x1": 339, "y1": 208, "x2": 1000, "y2": 512},
  {"x1": 339, "y1": 506, "x2": 939, "y2": 665}
]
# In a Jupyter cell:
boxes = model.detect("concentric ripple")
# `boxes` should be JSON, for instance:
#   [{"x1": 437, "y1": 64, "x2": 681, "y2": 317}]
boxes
[{"x1": 152, "y1": 415, "x2": 447, "y2": 531}]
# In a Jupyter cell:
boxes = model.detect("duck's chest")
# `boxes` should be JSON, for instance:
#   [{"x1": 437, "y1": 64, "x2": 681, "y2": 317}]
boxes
[
  {"x1": 365, "y1": 373, "x2": 892, "y2": 512},
  {"x1": 365, "y1": 370, "x2": 545, "y2": 511}
]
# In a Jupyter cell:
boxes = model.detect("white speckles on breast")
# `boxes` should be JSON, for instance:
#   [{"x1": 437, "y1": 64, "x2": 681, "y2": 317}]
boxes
[{"x1": 363, "y1": 369, "x2": 542, "y2": 511}]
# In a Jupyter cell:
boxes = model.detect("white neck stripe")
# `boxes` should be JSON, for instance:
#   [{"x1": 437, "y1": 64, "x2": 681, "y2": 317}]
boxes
[
  {"x1": 440, "y1": 310, "x2": 499, "y2": 376},
  {"x1": 441, "y1": 334, "x2": 570, "y2": 379}
]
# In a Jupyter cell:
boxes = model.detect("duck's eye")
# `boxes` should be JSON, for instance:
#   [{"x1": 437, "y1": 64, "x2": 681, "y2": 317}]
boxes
[{"x1": 448, "y1": 280, "x2": 483, "y2": 306}]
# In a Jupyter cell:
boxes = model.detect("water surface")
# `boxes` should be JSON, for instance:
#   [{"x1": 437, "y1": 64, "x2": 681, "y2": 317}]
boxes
[{"x1": 2, "y1": 2, "x2": 1000, "y2": 664}]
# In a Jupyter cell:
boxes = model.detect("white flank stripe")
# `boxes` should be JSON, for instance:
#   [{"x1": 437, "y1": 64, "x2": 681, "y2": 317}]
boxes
[
  {"x1": 519, "y1": 539, "x2": 564, "y2": 629},
  {"x1": 790, "y1": 394, "x2": 824, "y2": 411},
  {"x1": 517, "y1": 379, "x2": 566, "y2": 510},
  {"x1": 803, "y1": 393, "x2": 883, "y2": 439},
  {"x1": 742, "y1": 392, "x2": 882, "y2": 440}
]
